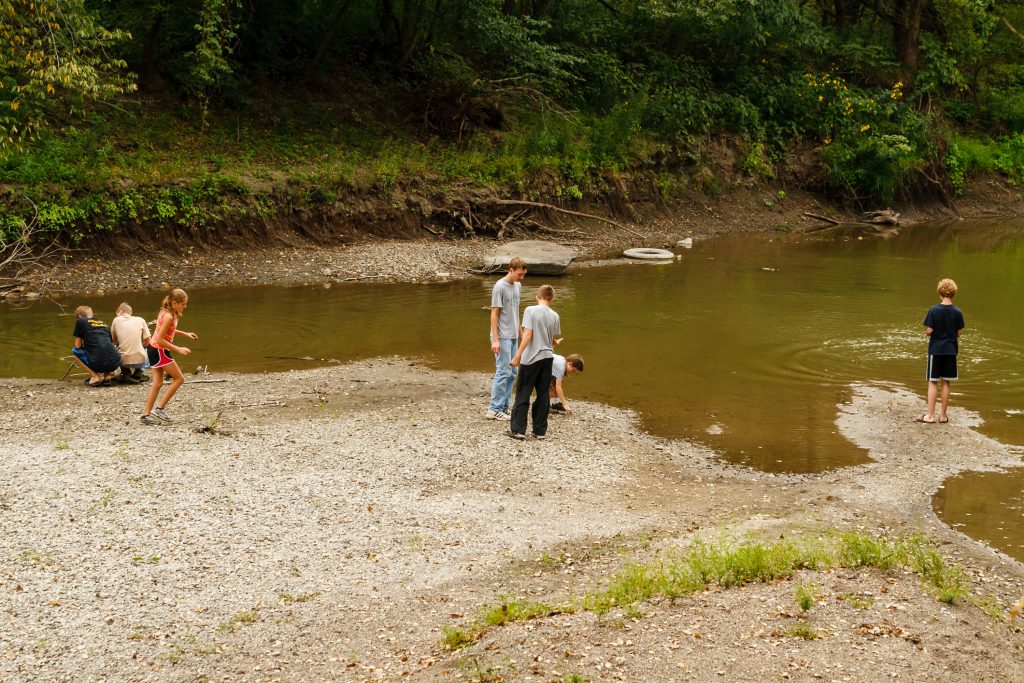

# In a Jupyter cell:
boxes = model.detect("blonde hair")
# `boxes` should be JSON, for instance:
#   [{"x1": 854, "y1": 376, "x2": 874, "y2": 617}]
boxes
[
  {"x1": 537, "y1": 284, "x2": 555, "y2": 301},
  {"x1": 116, "y1": 302, "x2": 133, "y2": 316},
  {"x1": 937, "y1": 278, "x2": 958, "y2": 298},
  {"x1": 74, "y1": 305, "x2": 93, "y2": 318},
  {"x1": 159, "y1": 288, "x2": 189, "y2": 320}
]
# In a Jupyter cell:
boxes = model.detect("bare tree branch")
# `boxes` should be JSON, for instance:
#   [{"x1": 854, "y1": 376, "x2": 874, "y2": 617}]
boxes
[{"x1": 0, "y1": 203, "x2": 66, "y2": 284}]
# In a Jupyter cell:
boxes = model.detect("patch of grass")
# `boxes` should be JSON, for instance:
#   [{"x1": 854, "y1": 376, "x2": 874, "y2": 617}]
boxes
[
  {"x1": 54, "y1": 440, "x2": 70, "y2": 450},
  {"x1": 445, "y1": 532, "x2": 984, "y2": 647},
  {"x1": 127, "y1": 625, "x2": 158, "y2": 642},
  {"x1": 442, "y1": 625, "x2": 475, "y2": 650},
  {"x1": 278, "y1": 591, "x2": 320, "y2": 605},
  {"x1": 457, "y1": 656, "x2": 513, "y2": 682},
  {"x1": 439, "y1": 597, "x2": 575, "y2": 650},
  {"x1": 780, "y1": 623, "x2": 820, "y2": 640},
  {"x1": 908, "y1": 544, "x2": 969, "y2": 604},
  {"x1": 838, "y1": 592, "x2": 875, "y2": 609},
  {"x1": 563, "y1": 674, "x2": 591, "y2": 683},
  {"x1": 18, "y1": 550, "x2": 53, "y2": 565},
  {"x1": 836, "y1": 531, "x2": 903, "y2": 569},
  {"x1": 218, "y1": 609, "x2": 262, "y2": 633},
  {"x1": 538, "y1": 552, "x2": 560, "y2": 567},
  {"x1": 88, "y1": 488, "x2": 116, "y2": 513},
  {"x1": 480, "y1": 596, "x2": 573, "y2": 628},
  {"x1": 131, "y1": 555, "x2": 161, "y2": 565},
  {"x1": 970, "y1": 594, "x2": 1006, "y2": 621},
  {"x1": 795, "y1": 583, "x2": 818, "y2": 612},
  {"x1": 162, "y1": 634, "x2": 220, "y2": 664}
]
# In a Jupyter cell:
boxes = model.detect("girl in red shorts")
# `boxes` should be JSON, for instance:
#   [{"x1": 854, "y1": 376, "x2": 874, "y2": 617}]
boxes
[{"x1": 141, "y1": 289, "x2": 198, "y2": 425}]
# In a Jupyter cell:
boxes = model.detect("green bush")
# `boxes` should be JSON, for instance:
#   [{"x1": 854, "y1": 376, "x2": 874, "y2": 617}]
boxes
[
  {"x1": 823, "y1": 134, "x2": 923, "y2": 202},
  {"x1": 995, "y1": 133, "x2": 1024, "y2": 185}
]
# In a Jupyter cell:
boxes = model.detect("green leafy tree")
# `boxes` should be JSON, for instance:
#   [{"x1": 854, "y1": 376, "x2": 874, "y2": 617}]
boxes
[{"x1": 0, "y1": 0, "x2": 135, "y2": 148}]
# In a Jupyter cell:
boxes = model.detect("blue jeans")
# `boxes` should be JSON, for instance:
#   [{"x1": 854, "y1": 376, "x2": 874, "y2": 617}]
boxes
[{"x1": 489, "y1": 338, "x2": 519, "y2": 413}]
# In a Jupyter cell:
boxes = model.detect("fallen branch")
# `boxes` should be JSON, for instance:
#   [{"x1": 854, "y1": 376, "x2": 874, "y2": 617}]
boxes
[
  {"x1": 803, "y1": 212, "x2": 841, "y2": 225},
  {"x1": 59, "y1": 361, "x2": 77, "y2": 381},
  {"x1": 523, "y1": 219, "x2": 580, "y2": 235},
  {"x1": 185, "y1": 378, "x2": 227, "y2": 384},
  {"x1": 226, "y1": 400, "x2": 286, "y2": 409},
  {"x1": 495, "y1": 200, "x2": 643, "y2": 238},
  {"x1": 341, "y1": 274, "x2": 389, "y2": 281},
  {"x1": 422, "y1": 224, "x2": 443, "y2": 236}
]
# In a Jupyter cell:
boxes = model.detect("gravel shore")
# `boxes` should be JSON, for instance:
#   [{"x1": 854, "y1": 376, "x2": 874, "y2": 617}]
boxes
[{"x1": 2, "y1": 362, "x2": 1022, "y2": 682}]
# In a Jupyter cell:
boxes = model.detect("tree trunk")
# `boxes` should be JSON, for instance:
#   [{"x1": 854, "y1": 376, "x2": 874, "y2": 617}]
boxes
[
  {"x1": 893, "y1": 0, "x2": 924, "y2": 83},
  {"x1": 313, "y1": 0, "x2": 355, "y2": 65},
  {"x1": 139, "y1": 10, "x2": 166, "y2": 91}
]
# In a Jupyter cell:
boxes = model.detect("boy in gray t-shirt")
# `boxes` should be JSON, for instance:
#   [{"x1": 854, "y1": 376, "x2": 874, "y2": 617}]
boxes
[
  {"x1": 487, "y1": 257, "x2": 527, "y2": 419},
  {"x1": 509, "y1": 284, "x2": 561, "y2": 439}
]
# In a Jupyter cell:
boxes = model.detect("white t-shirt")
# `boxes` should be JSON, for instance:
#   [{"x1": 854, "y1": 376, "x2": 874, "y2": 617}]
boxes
[
  {"x1": 110, "y1": 315, "x2": 151, "y2": 365},
  {"x1": 551, "y1": 354, "x2": 566, "y2": 380}
]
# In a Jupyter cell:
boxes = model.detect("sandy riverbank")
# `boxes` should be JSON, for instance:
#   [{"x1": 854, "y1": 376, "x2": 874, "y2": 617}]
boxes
[{"x1": 1, "y1": 360, "x2": 1022, "y2": 682}]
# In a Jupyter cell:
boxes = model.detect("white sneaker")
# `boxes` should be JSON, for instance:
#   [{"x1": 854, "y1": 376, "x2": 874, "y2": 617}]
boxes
[
  {"x1": 152, "y1": 406, "x2": 173, "y2": 422},
  {"x1": 485, "y1": 409, "x2": 511, "y2": 421}
]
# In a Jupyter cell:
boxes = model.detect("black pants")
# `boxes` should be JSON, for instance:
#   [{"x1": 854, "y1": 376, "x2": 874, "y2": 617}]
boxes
[{"x1": 510, "y1": 357, "x2": 553, "y2": 436}]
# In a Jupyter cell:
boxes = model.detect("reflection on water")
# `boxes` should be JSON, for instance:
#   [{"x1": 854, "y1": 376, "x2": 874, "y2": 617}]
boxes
[
  {"x1": 934, "y1": 465, "x2": 1024, "y2": 559},
  {"x1": 2, "y1": 219, "x2": 1023, "y2": 556}
]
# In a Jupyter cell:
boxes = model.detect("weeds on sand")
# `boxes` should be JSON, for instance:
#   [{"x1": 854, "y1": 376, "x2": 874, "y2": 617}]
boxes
[
  {"x1": 838, "y1": 592, "x2": 875, "y2": 609},
  {"x1": 795, "y1": 583, "x2": 819, "y2": 612},
  {"x1": 218, "y1": 609, "x2": 261, "y2": 633},
  {"x1": 779, "y1": 623, "x2": 820, "y2": 640},
  {"x1": 278, "y1": 591, "x2": 320, "y2": 605},
  {"x1": 442, "y1": 532, "x2": 988, "y2": 649}
]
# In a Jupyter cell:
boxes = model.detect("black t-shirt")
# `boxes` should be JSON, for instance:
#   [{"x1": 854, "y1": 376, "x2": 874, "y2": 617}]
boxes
[
  {"x1": 923, "y1": 304, "x2": 965, "y2": 356},
  {"x1": 73, "y1": 317, "x2": 123, "y2": 371}
]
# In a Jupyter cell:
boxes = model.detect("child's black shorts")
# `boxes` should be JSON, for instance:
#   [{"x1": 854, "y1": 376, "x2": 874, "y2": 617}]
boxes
[{"x1": 927, "y1": 354, "x2": 958, "y2": 381}]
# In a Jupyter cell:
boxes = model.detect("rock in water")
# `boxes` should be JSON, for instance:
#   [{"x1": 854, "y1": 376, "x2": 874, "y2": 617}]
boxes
[{"x1": 480, "y1": 240, "x2": 577, "y2": 275}]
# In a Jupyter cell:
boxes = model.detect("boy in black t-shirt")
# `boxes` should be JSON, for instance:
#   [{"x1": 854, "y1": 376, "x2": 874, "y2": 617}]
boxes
[
  {"x1": 918, "y1": 278, "x2": 965, "y2": 424},
  {"x1": 72, "y1": 305, "x2": 123, "y2": 387}
]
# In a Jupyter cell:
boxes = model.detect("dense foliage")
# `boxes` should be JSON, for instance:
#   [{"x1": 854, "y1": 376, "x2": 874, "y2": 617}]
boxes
[{"x1": 7, "y1": 0, "x2": 1024, "y2": 225}]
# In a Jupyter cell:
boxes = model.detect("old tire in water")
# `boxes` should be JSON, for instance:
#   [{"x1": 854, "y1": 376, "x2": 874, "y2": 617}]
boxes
[{"x1": 623, "y1": 247, "x2": 674, "y2": 260}]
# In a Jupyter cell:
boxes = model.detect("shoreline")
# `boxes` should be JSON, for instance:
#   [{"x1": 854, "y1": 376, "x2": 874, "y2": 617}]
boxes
[
  {"x1": 10, "y1": 185, "x2": 1021, "y2": 300},
  {"x1": 2, "y1": 360, "x2": 1022, "y2": 681}
]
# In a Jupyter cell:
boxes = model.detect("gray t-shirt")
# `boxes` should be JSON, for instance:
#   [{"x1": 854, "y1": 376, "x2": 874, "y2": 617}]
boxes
[
  {"x1": 490, "y1": 278, "x2": 521, "y2": 340},
  {"x1": 520, "y1": 305, "x2": 561, "y2": 365}
]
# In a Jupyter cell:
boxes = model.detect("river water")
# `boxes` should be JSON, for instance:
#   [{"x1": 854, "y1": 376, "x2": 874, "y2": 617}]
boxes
[{"x1": 2, "y1": 220, "x2": 1022, "y2": 559}]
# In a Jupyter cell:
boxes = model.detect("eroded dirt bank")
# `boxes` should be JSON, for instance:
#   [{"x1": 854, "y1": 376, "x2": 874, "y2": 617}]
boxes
[
  {"x1": 1, "y1": 361, "x2": 1022, "y2": 682},
  {"x1": 14, "y1": 179, "x2": 1024, "y2": 298}
]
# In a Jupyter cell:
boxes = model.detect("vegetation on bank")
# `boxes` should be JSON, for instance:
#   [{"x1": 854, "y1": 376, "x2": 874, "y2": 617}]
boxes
[
  {"x1": 8, "y1": 1, "x2": 1024, "y2": 245},
  {"x1": 440, "y1": 531, "x2": 1014, "y2": 651}
]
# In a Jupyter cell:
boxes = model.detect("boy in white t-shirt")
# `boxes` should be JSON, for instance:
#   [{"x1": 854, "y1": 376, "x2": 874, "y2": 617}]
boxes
[
  {"x1": 549, "y1": 353, "x2": 584, "y2": 414},
  {"x1": 110, "y1": 302, "x2": 152, "y2": 384}
]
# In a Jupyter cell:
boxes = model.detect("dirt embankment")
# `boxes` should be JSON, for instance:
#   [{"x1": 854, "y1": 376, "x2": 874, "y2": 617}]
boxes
[
  {"x1": 10, "y1": 169, "x2": 1024, "y2": 298},
  {"x1": 1, "y1": 361, "x2": 1022, "y2": 682}
]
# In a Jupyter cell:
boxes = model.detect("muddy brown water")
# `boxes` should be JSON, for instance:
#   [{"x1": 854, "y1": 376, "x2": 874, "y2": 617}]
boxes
[{"x1": 2, "y1": 219, "x2": 1022, "y2": 559}]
